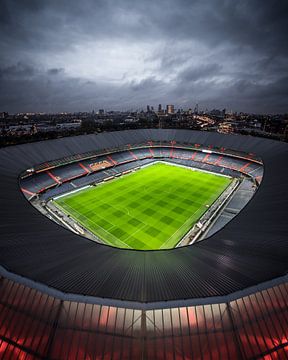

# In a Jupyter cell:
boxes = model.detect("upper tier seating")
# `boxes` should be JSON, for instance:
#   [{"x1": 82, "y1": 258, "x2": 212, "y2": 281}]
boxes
[
  {"x1": 25, "y1": 147, "x2": 263, "y2": 199},
  {"x1": 21, "y1": 172, "x2": 57, "y2": 193},
  {"x1": 48, "y1": 162, "x2": 87, "y2": 182}
]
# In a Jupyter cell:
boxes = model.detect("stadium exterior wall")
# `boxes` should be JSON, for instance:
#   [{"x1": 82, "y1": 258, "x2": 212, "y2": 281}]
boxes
[{"x1": 0, "y1": 272, "x2": 287, "y2": 359}]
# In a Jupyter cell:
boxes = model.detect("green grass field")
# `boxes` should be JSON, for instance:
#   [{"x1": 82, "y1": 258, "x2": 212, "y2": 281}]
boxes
[{"x1": 54, "y1": 163, "x2": 231, "y2": 250}]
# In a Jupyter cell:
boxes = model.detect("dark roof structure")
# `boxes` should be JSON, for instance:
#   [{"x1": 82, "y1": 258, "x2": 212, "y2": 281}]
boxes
[
  {"x1": 0, "y1": 129, "x2": 287, "y2": 303},
  {"x1": 1, "y1": 129, "x2": 288, "y2": 359}
]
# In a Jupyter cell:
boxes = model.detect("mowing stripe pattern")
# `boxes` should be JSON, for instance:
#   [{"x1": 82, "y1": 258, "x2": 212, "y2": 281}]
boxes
[{"x1": 55, "y1": 163, "x2": 231, "y2": 250}]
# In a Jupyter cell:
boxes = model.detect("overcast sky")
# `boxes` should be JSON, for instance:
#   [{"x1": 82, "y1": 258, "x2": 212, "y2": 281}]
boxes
[{"x1": 0, "y1": 0, "x2": 287, "y2": 113}]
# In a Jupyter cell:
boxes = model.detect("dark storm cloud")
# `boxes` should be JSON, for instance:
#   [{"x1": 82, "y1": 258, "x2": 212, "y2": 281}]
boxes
[
  {"x1": 0, "y1": 0, "x2": 287, "y2": 113},
  {"x1": 47, "y1": 68, "x2": 64, "y2": 76},
  {"x1": 0, "y1": 62, "x2": 36, "y2": 79},
  {"x1": 130, "y1": 77, "x2": 163, "y2": 92},
  {"x1": 178, "y1": 64, "x2": 222, "y2": 82}
]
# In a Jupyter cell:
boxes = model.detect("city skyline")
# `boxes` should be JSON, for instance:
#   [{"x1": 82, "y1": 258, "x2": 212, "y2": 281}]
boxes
[{"x1": 0, "y1": 0, "x2": 287, "y2": 114}]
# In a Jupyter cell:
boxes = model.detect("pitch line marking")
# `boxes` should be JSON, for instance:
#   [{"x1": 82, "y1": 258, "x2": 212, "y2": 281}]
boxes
[
  {"x1": 56, "y1": 166, "x2": 168, "y2": 247},
  {"x1": 56, "y1": 162, "x2": 231, "y2": 249},
  {"x1": 159, "y1": 182, "x2": 231, "y2": 249},
  {"x1": 56, "y1": 200, "x2": 132, "y2": 248}
]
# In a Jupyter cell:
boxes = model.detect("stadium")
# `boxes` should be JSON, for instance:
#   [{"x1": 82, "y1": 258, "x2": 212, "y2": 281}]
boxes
[{"x1": 0, "y1": 129, "x2": 287, "y2": 359}]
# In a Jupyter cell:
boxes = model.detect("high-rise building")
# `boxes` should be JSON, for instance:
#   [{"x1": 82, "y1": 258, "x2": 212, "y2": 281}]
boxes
[
  {"x1": 166, "y1": 104, "x2": 174, "y2": 114},
  {"x1": 0, "y1": 112, "x2": 8, "y2": 119},
  {"x1": 158, "y1": 104, "x2": 162, "y2": 112}
]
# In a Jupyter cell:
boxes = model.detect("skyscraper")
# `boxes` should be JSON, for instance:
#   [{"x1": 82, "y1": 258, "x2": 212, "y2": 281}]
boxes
[{"x1": 166, "y1": 104, "x2": 174, "y2": 114}]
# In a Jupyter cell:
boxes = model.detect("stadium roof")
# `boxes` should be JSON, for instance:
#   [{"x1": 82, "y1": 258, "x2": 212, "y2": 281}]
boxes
[{"x1": 0, "y1": 129, "x2": 287, "y2": 303}]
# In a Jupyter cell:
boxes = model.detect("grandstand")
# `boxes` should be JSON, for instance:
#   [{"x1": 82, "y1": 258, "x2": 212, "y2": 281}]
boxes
[
  {"x1": 0, "y1": 129, "x2": 287, "y2": 359},
  {"x1": 20, "y1": 142, "x2": 262, "y2": 249}
]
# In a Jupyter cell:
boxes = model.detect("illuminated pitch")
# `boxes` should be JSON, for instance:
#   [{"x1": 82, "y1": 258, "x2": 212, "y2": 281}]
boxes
[{"x1": 54, "y1": 163, "x2": 231, "y2": 250}]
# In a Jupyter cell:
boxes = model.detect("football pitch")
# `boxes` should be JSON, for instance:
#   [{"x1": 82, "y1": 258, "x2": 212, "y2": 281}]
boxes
[{"x1": 54, "y1": 162, "x2": 232, "y2": 250}]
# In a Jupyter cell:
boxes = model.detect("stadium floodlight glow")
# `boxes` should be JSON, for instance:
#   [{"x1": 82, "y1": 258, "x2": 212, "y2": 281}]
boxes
[
  {"x1": 53, "y1": 162, "x2": 232, "y2": 250},
  {"x1": 20, "y1": 143, "x2": 262, "y2": 250}
]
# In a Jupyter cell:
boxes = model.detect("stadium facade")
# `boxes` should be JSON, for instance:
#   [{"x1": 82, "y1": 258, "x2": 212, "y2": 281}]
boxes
[{"x1": 0, "y1": 129, "x2": 287, "y2": 359}]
